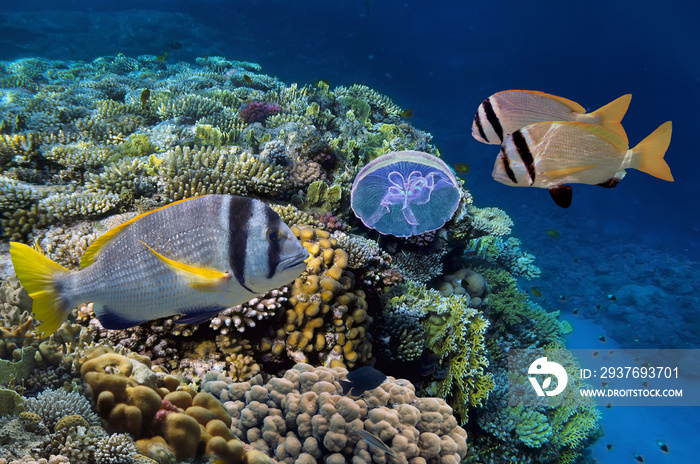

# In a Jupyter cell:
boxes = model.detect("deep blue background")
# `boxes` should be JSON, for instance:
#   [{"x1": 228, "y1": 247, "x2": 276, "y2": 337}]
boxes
[{"x1": 2, "y1": 0, "x2": 697, "y2": 257}]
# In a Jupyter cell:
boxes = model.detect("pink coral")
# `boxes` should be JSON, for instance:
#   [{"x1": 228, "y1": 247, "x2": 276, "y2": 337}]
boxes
[
  {"x1": 150, "y1": 399, "x2": 181, "y2": 435},
  {"x1": 239, "y1": 101, "x2": 281, "y2": 123}
]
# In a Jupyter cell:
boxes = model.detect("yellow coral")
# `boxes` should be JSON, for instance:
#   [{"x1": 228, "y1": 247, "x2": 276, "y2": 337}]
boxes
[{"x1": 261, "y1": 227, "x2": 371, "y2": 368}]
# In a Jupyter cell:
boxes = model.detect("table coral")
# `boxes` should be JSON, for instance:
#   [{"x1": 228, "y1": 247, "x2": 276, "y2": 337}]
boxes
[{"x1": 202, "y1": 363, "x2": 467, "y2": 464}]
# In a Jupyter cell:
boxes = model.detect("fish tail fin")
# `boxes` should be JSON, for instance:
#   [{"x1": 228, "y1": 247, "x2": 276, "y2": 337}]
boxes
[
  {"x1": 590, "y1": 94, "x2": 632, "y2": 141},
  {"x1": 627, "y1": 121, "x2": 674, "y2": 182},
  {"x1": 9, "y1": 242, "x2": 72, "y2": 336}
]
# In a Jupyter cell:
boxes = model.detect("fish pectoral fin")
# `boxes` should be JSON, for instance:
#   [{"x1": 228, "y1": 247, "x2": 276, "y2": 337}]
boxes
[
  {"x1": 548, "y1": 185, "x2": 573, "y2": 208},
  {"x1": 544, "y1": 165, "x2": 597, "y2": 180},
  {"x1": 175, "y1": 308, "x2": 225, "y2": 325},
  {"x1": 139, "y1": 241, "x2": 231, "y2": 291}
]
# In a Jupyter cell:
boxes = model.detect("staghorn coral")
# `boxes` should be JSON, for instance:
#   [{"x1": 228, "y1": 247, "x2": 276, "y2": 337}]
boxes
[
  {"x1": 45, "y1": 142, "x2": 115, "y2": 170},
  {"x1": 156, "y1": 146, "x2": 285, "y2": 201},
  {"x1": 0, "y1": 177, "x2": 39, "y2": 211},
  {"x1": 203, "y1": 363, "x2": 467, "y2": 464},
  {"x1": 39, "y1": 190, "x2": 121, "y2": 223}
]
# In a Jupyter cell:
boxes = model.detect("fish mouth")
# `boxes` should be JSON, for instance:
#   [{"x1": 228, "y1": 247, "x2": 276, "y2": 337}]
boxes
[{"x1": 279, "y1": 252, "x2": 309, "y2": 271}]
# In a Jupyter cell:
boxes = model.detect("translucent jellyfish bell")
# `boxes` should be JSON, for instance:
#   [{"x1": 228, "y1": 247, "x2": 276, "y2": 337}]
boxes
[{"x1": 351, "y1": 150, "x2": 461, "y2": 237}]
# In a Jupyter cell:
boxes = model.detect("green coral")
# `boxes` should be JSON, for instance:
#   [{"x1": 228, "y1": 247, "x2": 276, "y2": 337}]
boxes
[
  {"x1": 513, "y1": 403, "x2": 553, "y2": 447},
  {"x1": 387, "y1": 280, "x2": 493, "y2": 422}
]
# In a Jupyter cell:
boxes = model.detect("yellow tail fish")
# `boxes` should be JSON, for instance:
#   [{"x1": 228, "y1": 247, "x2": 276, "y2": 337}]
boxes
[
  {"x1": 10, "y1": 195, "x2": 309, "y2": 335},
  {"x1": 472, "y1": 90, "x2": 631, "y2": 145},
  {"x1": 492, "y1": 120, "x2": 672, "y2": 208}
]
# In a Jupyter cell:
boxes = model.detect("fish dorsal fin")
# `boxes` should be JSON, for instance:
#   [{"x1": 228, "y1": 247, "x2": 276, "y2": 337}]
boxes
[
  {"x1": 80, "y1": 196, "x2": 203, "y2": 267},
  {"x1": 139, "y1": 241, "x2": 231, "y2": 291},
  {"x1": 555, "y1": 121, "x2": 629, "y2": 151},
  {"x1": 588, "y1": 94, "x2": 632, "y2": 143},
  {"x1": 513, "y1": 90, "x2": 586, "y2": 113},
  {"x1": 545, "y1": 164, "x2": 598, "y2": 180}
]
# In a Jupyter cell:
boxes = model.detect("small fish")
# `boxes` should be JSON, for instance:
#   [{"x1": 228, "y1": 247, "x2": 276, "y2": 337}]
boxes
[
  {"x1": 453, "y1": 162, "x2": 470, "y2": 174},
  {"x1": 243, "y1": 74, "x2": 253, "y2": 84},
  {"x1": 401, "y1": 108, "x2": 415, "y2": 118},
  {"x1": 642, "y1": 380, "x2": 649, "y2": 388},
  {"x1": 140, "y1": 89, "x2": 150, "y2": 107},
  {"x1": 633, "y1": 453, "x2": 645, "y2": 463},
  {"x1": 656, "y1": 440, "x2": 670, "y2": 454},
  {"x1": 529, "y1": 286, "x2": 542, "y2": 297},
  {"x1": 545, "y1": 228, "x2": 560, "y2": 239},
  {"x1": 606, "y1": 442, "x2": 614, "y2": 451},
  {"x1": 592, "y1": 350, "x2": 600, "y2": 358},
  {"x1": 339, "y1": 366, "x2": 387, "y2": 395},
  {"x1": 492, "y1": 120, "x2": 673, "y2": 208},
  {"x1": 601, "y1": 381, "x2": 609, "y2": 388},
  {"x1": 156, "y1": 51, "x2": 169, "y2": 63},
  {"x1": 572, "y1": 308, "x2": 580, "y2": 316},
  {"x1": 598, "y1": 335, "x2": 607, "y2": 343},
  {"x1": 605, "y1": 402, "x2": 613, "y2": 409},
  {"x1": 10, "y1": 195, "x2": 309, "y2": 335},
  {"x1": 608, "y1": 350, "x2": 615, "y2": 356},
  {"x1": 595, "y1": 304, "x2": 602, "y2": 310},
  {"x1": 559, "y1": 295, "x2": 566, "y2": 301},
  {"x1": 607, "y1": 294, "x2": 617, "y2": 300},
  {"x1": 357, "y1": 429, "x2": 400, "y2": 461},
  {"x1": 472, "y1": 90, "x2": 631, "y2": 145}
]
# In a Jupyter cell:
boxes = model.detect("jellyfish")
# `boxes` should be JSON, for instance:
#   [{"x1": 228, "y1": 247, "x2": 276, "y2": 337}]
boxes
[{"x1": 351, "y1": 150, "x2": 461, "y2": 237}]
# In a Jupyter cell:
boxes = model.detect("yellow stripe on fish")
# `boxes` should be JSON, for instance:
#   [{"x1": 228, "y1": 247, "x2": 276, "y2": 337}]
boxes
[
  {"x1": 472, "y1": 90, "x2": 631, "y2": 145},
  {"x1": 9, "y1": 195, "x2": 309, "y2": 335},
  {"x1": 492, "y1": 120, "x2": 673, "y2": 208}
]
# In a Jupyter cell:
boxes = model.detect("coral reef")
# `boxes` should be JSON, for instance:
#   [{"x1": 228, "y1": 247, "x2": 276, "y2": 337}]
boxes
[
  {"x1": 258, "y1": 227, "x2": 372, "y2": 369},
  {"x1": 202, "y1": 363, "x2": 468, "y2": 464},
  {"x1": 0, "y1": 53, "x2": 601, "y2": 464}
]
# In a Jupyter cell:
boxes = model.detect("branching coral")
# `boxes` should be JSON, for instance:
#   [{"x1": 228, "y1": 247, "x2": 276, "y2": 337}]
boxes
[{"x1": 386, "y1": 280, "x2": 493, "y2": 422}]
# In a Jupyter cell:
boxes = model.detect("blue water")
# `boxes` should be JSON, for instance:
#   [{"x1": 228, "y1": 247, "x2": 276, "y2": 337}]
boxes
[{"x1": 2, "y1": 1, "x2": 698, "y2": 462}]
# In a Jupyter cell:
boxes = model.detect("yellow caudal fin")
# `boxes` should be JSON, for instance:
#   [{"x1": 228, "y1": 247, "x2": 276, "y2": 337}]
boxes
[
  {"x1": 627, "y1": 121, "x2": 674, "y2": 181},
  {"x1": 589, "y1": 94, "x2": 632, "y2": 143},
  {"x1": 9, "y1": 242, "x2": 72, "y2": 336}
]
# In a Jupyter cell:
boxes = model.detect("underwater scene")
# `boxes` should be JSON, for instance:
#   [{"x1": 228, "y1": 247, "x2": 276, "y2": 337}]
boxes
[{"x1": 0, "y1": 1, "x2": 698, "y2": 464}]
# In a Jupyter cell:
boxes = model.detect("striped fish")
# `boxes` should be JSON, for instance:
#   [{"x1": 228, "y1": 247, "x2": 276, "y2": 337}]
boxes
[
  {"x1": 472, "y1": 90, "x2": 631, "y2": 145},
  {"x1": 492, "y1": 121, "x2": 673, "y2": 208},
  {"x1": 10, "y1": 195, "x2": 309, "y2": 335}
]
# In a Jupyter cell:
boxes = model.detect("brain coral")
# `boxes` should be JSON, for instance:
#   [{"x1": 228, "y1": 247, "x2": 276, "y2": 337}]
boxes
[{"x1": 203, "y1": 363, "x2": 468, "y2": 464}]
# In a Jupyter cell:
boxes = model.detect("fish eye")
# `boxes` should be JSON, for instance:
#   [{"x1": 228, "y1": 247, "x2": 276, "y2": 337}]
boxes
[{"x1": 267, "y1": 228, "x2": 281, "y2": 242}]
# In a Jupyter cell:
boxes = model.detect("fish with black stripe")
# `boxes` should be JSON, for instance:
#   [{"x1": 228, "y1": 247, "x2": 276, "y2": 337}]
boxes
[
  {"x1": 472, "y1": 90, "x2": 631, "y2": 145},
  {"x1": 9, "y1": 195, "x2": 309, "y2": 335},
  {"x1": 492, "y1": 120, "x2": 673, "y2": 208}
]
